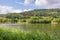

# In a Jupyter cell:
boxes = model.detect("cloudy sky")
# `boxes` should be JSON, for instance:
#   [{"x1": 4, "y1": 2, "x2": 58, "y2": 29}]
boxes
[{"x1": 0, "y1": 0, "x2": 60, "y2": 14}]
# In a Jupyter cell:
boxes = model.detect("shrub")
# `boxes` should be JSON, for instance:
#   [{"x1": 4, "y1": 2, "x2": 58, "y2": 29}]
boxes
[{"x1": 0, "y1": 28, "x2": 56, "y2": 40}]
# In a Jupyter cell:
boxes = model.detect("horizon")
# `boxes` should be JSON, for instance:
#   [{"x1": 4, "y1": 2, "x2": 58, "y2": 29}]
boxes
[{"x1": 0, "y1": 0, "x2": 60, "y2": 14}]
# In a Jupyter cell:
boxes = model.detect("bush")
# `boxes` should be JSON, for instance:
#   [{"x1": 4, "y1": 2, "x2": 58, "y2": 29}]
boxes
[
  {"x1": 26, "y1": 19, "x2": 51, "y2": 24},
  {"x1": 0, "y1": 28, "x2": 55, "y2": 40}
]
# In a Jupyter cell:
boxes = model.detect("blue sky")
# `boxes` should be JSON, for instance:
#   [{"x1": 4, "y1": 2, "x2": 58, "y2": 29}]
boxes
[
  {"x1": 0, "y1": 0, "x2": 60, "y2": 14},
  {"x1": 0, "y1": 0, "x2": 44, "y2": 10}
]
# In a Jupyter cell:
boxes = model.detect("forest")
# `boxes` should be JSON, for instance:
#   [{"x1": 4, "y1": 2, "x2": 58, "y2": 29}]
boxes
[{"x1": 0, "y1": 9, "x2": 60, "y2": 24}]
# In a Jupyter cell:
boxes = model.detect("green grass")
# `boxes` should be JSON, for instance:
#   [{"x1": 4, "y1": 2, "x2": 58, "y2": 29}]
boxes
[{"x1": 0, "y1": 28, "x2": 57, "y2": 40}]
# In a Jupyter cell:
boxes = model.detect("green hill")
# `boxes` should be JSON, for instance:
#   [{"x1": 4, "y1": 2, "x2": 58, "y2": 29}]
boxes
[
  {"x1": 0, "y1": 9, "x2": 60, "y2": 23},
  {"x1": 4, "y1": 9, "x2": 60, "y2": 19}
]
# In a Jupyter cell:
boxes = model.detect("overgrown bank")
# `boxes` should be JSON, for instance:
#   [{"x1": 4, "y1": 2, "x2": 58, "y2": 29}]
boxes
[{"x1": 0, "y1": 28, "x2": 56, "y2": 40}]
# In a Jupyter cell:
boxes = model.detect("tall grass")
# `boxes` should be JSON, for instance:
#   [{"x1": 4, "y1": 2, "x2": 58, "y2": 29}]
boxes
[{"x1": 0, "y1": 28, "x2": 56, "y2": 40}]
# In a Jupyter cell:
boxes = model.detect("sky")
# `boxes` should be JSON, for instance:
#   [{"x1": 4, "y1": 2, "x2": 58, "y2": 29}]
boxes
[{"x1": 0, "y1": 0, "x2": 60, "y2": 14}]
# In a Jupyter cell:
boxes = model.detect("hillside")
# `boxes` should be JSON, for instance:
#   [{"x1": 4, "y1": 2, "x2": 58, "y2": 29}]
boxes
[
  {"x1": 0, "y1": 9, "x2": 60, "y2": 23},
  {"x1": 4, "y1": 9, "x2": 60, "y2": 19}
]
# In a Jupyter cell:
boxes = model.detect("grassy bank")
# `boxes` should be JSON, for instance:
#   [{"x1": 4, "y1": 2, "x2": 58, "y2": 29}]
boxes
[{"x1": 0, "y1": 28, "x2": 57, "y2": 40}]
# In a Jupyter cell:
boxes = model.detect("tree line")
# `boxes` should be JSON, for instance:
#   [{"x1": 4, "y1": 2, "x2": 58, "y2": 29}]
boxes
[{"x1": 0, "y1": 9, "x2": 60, "y2": 24}]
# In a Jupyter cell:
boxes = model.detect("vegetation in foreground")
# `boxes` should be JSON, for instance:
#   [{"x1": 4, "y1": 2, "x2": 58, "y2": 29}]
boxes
[{"x1": 0, "y1": 28, "x2": 57, "y2": 40}]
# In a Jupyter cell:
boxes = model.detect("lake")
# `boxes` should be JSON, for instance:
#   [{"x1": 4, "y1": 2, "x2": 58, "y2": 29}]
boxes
[
  {"x1": 0, "y1": 23, "x2": 60, "y2": 32},
  {"x1": 0, "y1": 23, "x2": 60, "y2": 40}
]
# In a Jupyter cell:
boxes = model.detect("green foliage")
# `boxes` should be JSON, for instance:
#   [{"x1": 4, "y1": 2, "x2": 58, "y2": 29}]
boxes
[
  {"x1": 52, "y1": 18, "x2": 60, "y2": 23},
  {"x1": 0, "y1": 18, "x2": 7, "y2": 23},
  {"x1": 0, "y1": 9, "x2": 60, "y2": 23},
  {"x1": 0, "y1": 28, "x2": 56, "y2": 40},
  {"x1": 26, "y1": 17, "x2": 52, "y2": 23}
]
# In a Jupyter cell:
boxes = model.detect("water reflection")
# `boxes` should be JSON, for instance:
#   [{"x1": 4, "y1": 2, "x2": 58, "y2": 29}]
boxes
[{"x1": 0, "y1": 23, "x2": 60, "y2": 32}]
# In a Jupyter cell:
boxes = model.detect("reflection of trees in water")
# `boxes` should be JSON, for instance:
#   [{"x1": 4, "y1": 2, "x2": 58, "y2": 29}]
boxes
[
  {"x1": 0, "y1": 24, "x2": 60, "y2": 32},
  {"x1": 51, "y1": 24, "x2": 58, "y2": 32}
]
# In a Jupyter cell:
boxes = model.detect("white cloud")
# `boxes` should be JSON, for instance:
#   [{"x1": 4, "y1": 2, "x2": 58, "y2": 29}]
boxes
[
  {"x1": 34, "y1": 0, "x2": 60, "y2": 8},
  {"x1": 47, "y1": 0, "x2": 60, "y2": 5},
  {"x1": 12, "y1": 10, "x2": 22, "y2": 13},
  {"x1": 0, "y1": 5, "x2": 22, "y2": 14},
  {"x1": 15, "y1": 0, "x2": 60, "y2": 8},
  {"x1": 46, "y1": 4, "x2": 60, "y2": 9},
  {"x1": 24, "y1": 0, "x2": 32, "y2": 5},
  {"x1": 16, "y1": 0, "x2": 33, "y2": 6},
  {"x1": 35, "y1": 0, "x2": 47, "y2": 6},
  {"x1": 24, "y1": 9, "x2": 32, "y2": 11},
  {"x1": 0, "y1": 5, "x2": 33, "y2": 14},
  {"x1": 46, "y1": 0, "x2": 60, "y2": 8}
]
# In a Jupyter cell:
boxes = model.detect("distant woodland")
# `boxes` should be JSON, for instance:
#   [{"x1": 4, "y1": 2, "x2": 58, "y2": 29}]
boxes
[{"x1": 0, "y1": 9, "x2": 60, "y2": 24}]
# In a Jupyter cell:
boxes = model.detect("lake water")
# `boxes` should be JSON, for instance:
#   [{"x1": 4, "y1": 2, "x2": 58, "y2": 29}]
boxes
[
  {"x1": 0, "y1": 23, "x2": 60, "y2": 39},
  {"x1": 0, "y1": 23, "x2": 60, "y2": 32}
]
